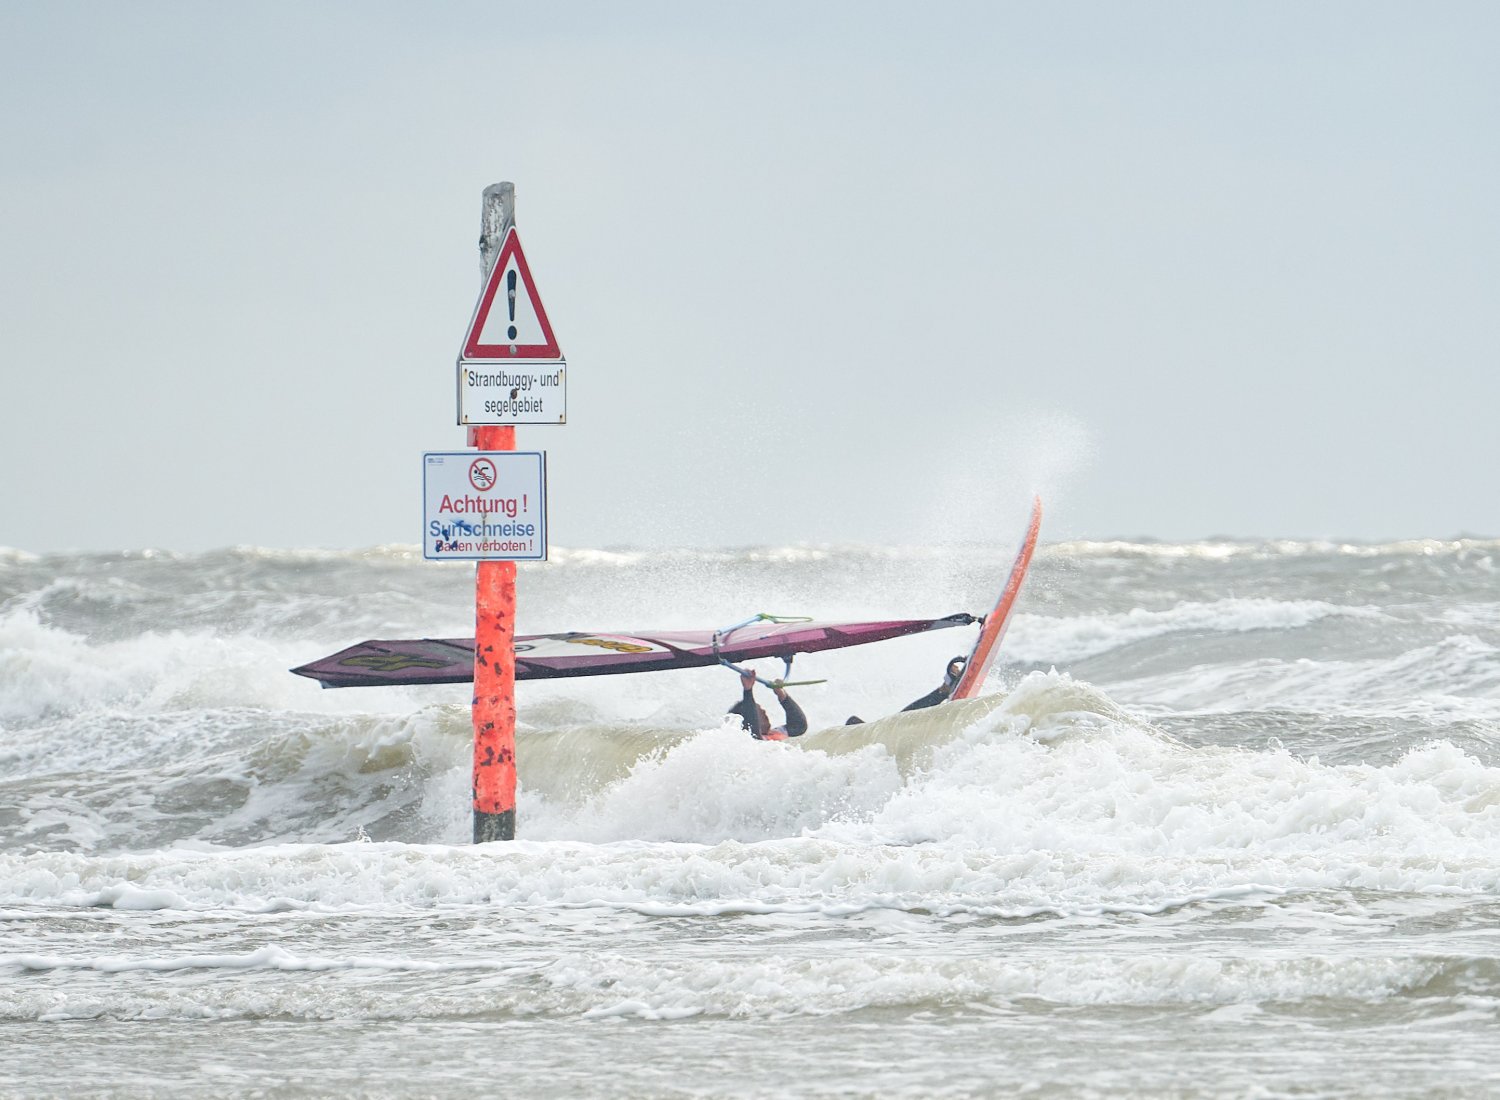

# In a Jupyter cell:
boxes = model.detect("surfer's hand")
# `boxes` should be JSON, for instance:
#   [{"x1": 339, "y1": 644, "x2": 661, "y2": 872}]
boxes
[{"x1": 740, "y1": 671, "x2": 757, "y2": 690}]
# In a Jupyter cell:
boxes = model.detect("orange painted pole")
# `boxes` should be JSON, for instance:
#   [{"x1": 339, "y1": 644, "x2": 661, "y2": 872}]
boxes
[
  {"x1": 472, "y1": 184, "x2": 517, "y2": 843},
  {"x1": 472, "y1": 427, "x2": 516, "y2": 841}
]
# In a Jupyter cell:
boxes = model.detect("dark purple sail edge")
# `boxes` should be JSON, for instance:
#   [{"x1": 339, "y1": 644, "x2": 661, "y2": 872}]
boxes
[{"x1": 290, "y1": 614, "x2": 975, "y2": 689}]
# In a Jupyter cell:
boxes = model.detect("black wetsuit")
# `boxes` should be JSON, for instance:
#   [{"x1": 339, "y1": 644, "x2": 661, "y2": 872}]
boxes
[
  {"x1": 900, "y1": 686, "x2": 950, "y2": 712},
  {"x1": 846, "y1": 673, "x2": 958, "y2": 725},
  {"x1": 731, "y1": 687, "x2": 809, "y2": 739}
]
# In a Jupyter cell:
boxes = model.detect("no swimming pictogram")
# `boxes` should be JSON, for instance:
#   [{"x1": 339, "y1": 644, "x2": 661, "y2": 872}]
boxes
[{"x1": 469, "y1": 458, "x2": 497, "y2": 491}]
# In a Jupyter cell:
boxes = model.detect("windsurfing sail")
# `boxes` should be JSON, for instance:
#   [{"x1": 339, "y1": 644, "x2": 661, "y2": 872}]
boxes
[{"x1": 290, "y1": 614, "x2": 977, "y2": 689}]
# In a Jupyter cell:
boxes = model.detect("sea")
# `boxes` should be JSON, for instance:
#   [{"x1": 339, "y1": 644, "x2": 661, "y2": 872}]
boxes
[{"x1": 2, "y1": 533, "x2": 1498, "y2": 1098}]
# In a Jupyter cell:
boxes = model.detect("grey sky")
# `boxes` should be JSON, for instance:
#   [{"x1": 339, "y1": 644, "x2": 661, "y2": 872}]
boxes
[{"x1": 1, "y1": 1, "x2": 1495, "y2": 553}]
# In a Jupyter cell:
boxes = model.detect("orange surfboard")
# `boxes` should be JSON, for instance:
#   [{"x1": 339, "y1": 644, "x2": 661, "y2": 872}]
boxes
[{"x1": 949, "y1": 495, "x2": 1043, "y2": 700}]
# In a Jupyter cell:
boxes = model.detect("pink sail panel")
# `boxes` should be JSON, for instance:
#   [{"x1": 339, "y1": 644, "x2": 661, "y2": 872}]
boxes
[{"x1": 290, "y1": 615, "x2": 975, "y2": 689}]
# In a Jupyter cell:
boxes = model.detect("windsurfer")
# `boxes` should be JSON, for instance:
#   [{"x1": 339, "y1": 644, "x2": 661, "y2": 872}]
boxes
[
  {"x1": 843, "y1": 655, "x2": 967, "y2": 725},
  {"x1": 729, "y1": 670, "x2": 808, "y2": 741}
]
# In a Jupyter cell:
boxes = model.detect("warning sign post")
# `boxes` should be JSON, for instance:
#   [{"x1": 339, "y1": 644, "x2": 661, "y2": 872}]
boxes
[
  {"x1": 457, "y1": 224, "x2": 567, "y2": 426},
  {"x1": 423, "y1": 451, "x2": 547, "y2": 562}
]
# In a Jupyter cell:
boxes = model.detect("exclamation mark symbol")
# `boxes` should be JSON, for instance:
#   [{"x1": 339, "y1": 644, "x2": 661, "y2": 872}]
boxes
[{"x1": 506, "y1": 270, "x2": 518, "y2": 341}]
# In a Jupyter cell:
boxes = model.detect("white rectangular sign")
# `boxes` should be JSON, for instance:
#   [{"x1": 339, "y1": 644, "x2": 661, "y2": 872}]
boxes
[
  {"x1": 423, "y1": 451, "x2": 547, "y2": 561},
  {"x1": 457, "y1": 360, "x2": 566, "y2": 425}
]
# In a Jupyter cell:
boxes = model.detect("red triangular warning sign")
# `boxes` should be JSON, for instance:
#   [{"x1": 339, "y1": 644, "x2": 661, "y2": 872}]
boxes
[{"x1": 460, "y1": 227, "x2": 563, "y2": 361}]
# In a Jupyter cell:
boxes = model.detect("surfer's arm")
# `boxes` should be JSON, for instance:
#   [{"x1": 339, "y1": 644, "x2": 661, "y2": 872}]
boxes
[
  {"x1": 738, "y1": 672, "x2": 768, "y2": 738},
  {"x1": 901, "y1": 657, "x2": 966, "y2": 711},
  {"x1": 775, "y1": 689, "x2": 808, "y2": 737},
  {"x1": 737, "y1": 687, "x2": 764, "y2": 735},
  {"x1": 900, "y1": 686, "x2": 950, "y2": 712}
]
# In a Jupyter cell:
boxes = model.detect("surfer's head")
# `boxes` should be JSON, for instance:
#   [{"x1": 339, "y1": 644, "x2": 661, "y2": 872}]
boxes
[
  {"x1": 727, "y1": 698, "x2": 771, "y2": 733},
  {"x1": 945, "y1": 656, "x2": 967, "y2": 685}
]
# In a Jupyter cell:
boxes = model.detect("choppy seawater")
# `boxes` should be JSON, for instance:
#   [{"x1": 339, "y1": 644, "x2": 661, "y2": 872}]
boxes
[{"x1": 2, "y1": 535, "x2": 1498, "y2": 1098}]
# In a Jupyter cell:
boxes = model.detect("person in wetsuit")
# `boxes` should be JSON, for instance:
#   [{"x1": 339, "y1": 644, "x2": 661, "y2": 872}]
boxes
[
  {"x1": 728, "y1": 670, "x2": 808, "y2": 741},
  {"x1": 844, "y1": 655, "x2": 968, "y2": 725},
  {"x1": 903, "y1": 655, "x2": 969, "y2": 710}
]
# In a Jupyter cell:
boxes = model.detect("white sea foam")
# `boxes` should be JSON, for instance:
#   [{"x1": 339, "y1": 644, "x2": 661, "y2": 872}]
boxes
[
  {"x1": 4, "y1": 674, "x2": 1498, "y2": 916},
  {"x1": 0, "y1": 607, "x2": 441, "y2": 731}
]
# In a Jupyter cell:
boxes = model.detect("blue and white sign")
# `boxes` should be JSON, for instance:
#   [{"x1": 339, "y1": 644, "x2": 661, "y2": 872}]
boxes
[{"x1": 423, "y1": 451, "x2": 547, "y2": 561}]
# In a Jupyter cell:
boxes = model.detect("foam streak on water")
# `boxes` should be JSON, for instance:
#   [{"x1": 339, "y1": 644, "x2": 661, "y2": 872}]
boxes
[{"x1": 2, "y1": 539, "x2": 1499, "y2": 1097}]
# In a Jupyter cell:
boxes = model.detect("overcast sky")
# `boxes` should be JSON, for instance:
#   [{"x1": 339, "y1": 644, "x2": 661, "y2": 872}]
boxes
[{"x1": 1, "y1": 1, "x2": 1495, "y2": 553}]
